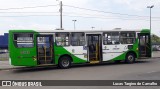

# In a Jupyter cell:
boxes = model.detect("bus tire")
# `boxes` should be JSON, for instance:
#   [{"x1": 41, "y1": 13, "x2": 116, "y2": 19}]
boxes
[
  {"x1": 58, "y1": 56, "x2": 71, "y2": 69},
  {"x1": 125, "y1": 53, "x2": 135, "y2": 64}
]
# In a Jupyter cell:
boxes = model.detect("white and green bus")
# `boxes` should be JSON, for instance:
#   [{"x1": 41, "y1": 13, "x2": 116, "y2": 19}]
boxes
[{"x1": 9, "y1": 29, "x2": 151, "y2": 68}]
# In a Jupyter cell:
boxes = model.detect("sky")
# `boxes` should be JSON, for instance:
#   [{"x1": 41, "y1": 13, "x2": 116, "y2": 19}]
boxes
[{"x1": 0, "y1": 0, "x2": 160, "y2": 36}]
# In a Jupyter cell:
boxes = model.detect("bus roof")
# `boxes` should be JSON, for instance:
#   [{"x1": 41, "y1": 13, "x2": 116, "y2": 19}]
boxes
[{"x1": 9, "y1": 29, "x2": 150, "y2": 33}]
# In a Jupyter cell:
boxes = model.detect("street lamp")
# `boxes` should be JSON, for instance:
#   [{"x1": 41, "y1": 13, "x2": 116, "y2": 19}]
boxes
[
  {"x1": 72, "y1": 20, "x2": 77, "y2": 30},
  {"x1": 147, "y1": 5, "x2": 154, "y2": 32}
]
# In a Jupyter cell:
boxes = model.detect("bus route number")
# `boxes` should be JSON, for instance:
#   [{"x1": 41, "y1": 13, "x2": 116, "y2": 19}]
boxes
[{"x1": 20, "y1": 51, "x2": 30, "y2": 54}]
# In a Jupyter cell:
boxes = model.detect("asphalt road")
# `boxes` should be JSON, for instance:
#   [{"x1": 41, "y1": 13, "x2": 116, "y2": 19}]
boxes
[{"x1": 0, "y1": 58, "x2": 160, "y2": 89}]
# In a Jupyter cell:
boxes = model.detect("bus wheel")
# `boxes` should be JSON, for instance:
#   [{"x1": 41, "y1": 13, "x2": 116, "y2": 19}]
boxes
[
  {"x1": 58, "y1": 56, "x2": 71, "y2": 69},
  {"x1": 125, "y1": 53, "x2": 135, "y2": 64}
]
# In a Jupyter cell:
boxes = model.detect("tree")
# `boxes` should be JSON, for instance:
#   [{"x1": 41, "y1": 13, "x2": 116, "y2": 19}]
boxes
[{"x1": 151, "y1": 34, "x2": 160, "y2": 43}]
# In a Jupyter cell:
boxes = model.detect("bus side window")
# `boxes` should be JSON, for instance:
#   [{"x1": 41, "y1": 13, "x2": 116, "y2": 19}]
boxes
[
  {"x1": 71, "y1": 32, "x2": 85, "y2": 46},
  {"x1": 103, "y1": 32, "x2": 120, "y2": 45},
  {"x1": 120, "y1": 32, "x2": 135, "y2": 44},
  {"x1": 55, "y1": 33, "x2": 70, "y2": 46},
  {"x1": 14, "y1": 33, "x2": 34, "y2": 48}
]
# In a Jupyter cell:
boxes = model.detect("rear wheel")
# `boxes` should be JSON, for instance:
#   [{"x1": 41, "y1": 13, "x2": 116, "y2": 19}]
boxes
[
  {"x1": 125, "y1": 53, "x2": 135, "y2": 63},
  {"x1": 58, "y1": 56, "x2": 71, "y2": 69}
]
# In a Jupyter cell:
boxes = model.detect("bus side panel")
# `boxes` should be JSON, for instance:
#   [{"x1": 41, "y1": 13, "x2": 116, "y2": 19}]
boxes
[
  {"x1": 102, "y1": 44, "x2": 128, "y2": 61},
  {"x1": 9, "y1": 31, "x2": 37, "y2": 66},
  {"x1": 54, "y1": 46, "x2": 87, "y2": 65},
  {"x1": 132, "y1": 38, "x2": 139, "y2": 59},
  {"x1": 68, "y1": 46, "x2": 87, "y2": 63},
  {"x1": 111, "y1": 38, "x2": 139, "y2": 61},
  {"x1": 102, "y1": 37, "x2": 139, "y2": 61},
  {"x1": 9, "y1": 48, "x2": 37, "y2": 66}
]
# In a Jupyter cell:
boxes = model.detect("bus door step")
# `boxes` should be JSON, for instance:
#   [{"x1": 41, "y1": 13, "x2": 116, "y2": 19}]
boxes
[
  {"x1": 39, "y1": 60, "x2": 53, "y2": 64},
  {"x1": 140, "y1": 54, "x2": 147, "y2": 57},
  {"x1": 90, "y1": 61, "x2": 100, "y2": 64}
]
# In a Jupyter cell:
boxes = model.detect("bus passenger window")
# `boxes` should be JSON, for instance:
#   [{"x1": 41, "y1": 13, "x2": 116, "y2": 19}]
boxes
[
  {"x1": 71, "y1": 33, "x2": 85, "y2": 46},
  {"x1": 55, "y1": 33, "x2": 70, "y2": 46},
  {"x1": 14, "y1": 33, "x2": 34, "y2": 48},
  {"x1": 103, "y1": 32, "x2": 120, "y2": 45},
  {"x1": 120, "y1": 32, "x2": 135, "y2": 44}
]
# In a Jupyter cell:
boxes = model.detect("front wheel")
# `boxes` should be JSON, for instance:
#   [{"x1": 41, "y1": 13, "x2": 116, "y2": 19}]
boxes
[
  {"x1": 58, "y1": 56, "x2": 71, "y2": 69},
  {"x1": 125, "y1": 53, "x2": 135, "y2": 64}
]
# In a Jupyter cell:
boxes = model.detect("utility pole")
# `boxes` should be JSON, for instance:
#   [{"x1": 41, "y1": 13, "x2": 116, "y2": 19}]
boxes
[
  {"x1": 59, "y1": 1, "x2": 63, "y2": 30},
  {"x1": 72, "y1": 20, "x2": 77, "y2": 30},
  {"x1": 147, "y1": 5, "x2": 154, "y2": 32},
  {"x1": 91, "y1": 27, "x2": 95, "y2": 30}
]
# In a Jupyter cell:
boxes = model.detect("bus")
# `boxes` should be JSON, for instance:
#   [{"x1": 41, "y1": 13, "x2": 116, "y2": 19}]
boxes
[{"x1": 9, "y1": 29, "x2": 151, "y2": 68}]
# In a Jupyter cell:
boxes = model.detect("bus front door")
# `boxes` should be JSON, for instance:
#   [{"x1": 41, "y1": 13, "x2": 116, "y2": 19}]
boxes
[
  {"x1": 138, "y1": 33, "x2": 151, "y2": 57},
  {"x1": 36, "y1": 35, "x2": 54, "y2": 65},
  {"x1": 87, "y1": 34, "x2": 102, "y2": 63}
]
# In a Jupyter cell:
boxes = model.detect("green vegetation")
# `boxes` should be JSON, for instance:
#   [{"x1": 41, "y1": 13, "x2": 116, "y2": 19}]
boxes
[{"x1": 151, "y1": 34, "x2": 160, "y2": 43}]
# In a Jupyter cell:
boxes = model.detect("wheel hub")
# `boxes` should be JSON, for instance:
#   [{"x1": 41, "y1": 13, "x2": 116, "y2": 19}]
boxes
[
  {"x1": 62, "y1": 59, "x2": 69, "y2": 67},
  {"x1": 128, "y1": 55, "x2": 133, "y2": 61}
]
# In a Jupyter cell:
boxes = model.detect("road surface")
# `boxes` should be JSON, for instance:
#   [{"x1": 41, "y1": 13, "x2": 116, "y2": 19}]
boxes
[{"x1": 0, "y1": 58, "x2": 160, "y2": 89}]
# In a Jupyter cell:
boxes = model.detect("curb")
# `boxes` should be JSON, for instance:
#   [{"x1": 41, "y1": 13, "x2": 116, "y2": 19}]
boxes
[
  {"x1": 0, "y1": 65, "x2": 56, "y2": 71},
  {"x1": 152, "y1": 57, "x2": 160, "y2": 58},
  {"x1": 0, "y1": 67, "x2": 25, "y2": 70}
]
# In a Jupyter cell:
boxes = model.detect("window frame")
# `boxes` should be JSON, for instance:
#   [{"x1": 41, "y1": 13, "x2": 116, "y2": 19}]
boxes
[{"x1": 13, "y1": 33, "x2": 34, "y2": 48}]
